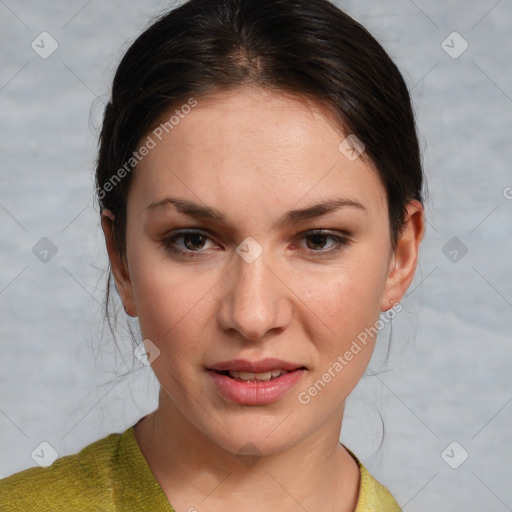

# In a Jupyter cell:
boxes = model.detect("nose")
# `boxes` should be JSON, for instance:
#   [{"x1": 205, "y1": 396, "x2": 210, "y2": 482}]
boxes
[{"x1": 217, "y1": 247, "x2": 292, "y2": 341}]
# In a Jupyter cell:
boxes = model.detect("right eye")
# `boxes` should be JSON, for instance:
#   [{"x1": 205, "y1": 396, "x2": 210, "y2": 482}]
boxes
[{"x1": 161, "y1": 229, "x2": 221, "y2": 258}]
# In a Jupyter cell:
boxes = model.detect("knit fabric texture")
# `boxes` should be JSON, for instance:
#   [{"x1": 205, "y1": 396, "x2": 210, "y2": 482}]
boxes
[{"x1": 0, "y1": 425, "x2": 401, "y2": 511}]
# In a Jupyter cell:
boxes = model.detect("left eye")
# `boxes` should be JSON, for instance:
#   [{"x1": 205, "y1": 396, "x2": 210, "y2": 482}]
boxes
[{"x1": 301, "y1": 231, "x2": 346, "y2": 252}]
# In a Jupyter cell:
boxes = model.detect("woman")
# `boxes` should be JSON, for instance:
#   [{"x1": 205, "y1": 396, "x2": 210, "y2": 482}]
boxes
[{"x1": 0, "y1": 0, "x2": 424, "y2": 510}]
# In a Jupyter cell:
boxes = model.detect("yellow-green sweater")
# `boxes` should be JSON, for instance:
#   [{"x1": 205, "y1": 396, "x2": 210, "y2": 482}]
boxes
[{"x1": 0, "y1": 425, "x2": 402, "y2": 511}]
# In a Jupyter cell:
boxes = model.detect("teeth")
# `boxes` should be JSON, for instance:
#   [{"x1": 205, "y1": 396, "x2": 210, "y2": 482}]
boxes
[{"x1": 227, "y1": 369, "x2": 289, "y2": 381}]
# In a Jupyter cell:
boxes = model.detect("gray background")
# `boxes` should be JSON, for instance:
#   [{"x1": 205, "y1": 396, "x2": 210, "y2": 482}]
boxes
[{"x1": 1, "y1": 1, "x2": 511, "y2": 510}]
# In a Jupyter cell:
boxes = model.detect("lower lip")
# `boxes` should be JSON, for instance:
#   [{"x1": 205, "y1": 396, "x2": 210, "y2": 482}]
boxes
[{"x1": 208, "y1": 369, "x2": 306, "y2": 405}]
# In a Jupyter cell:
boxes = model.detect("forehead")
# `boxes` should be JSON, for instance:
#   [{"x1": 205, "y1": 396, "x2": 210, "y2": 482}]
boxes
[{"x1": 130, "y1": 87, "x2": 387, "y2": 220}]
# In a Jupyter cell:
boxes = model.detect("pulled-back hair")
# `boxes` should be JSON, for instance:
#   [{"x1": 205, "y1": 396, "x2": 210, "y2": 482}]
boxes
[{"x1": 95, "y1": 0, "x2": 423, "y2": 322}]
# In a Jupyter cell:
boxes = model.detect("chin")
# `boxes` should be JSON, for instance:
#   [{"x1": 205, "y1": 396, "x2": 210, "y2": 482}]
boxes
[{"x1": 198, "y1": 409, "x2": 309, "y2": 459}]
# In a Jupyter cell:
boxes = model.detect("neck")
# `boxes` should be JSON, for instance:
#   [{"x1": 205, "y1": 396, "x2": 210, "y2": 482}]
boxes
[{"x1": 134, "y1": 388, "x2": 360, "y2": 512}]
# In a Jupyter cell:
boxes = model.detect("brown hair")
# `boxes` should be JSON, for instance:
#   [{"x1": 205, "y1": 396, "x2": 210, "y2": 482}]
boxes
[{"x1": 95, "y1": 0, "x2": 423, "y2": 326}]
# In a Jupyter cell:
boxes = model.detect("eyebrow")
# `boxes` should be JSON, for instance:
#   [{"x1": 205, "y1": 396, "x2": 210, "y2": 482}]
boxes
[{"x1": 146, "y1": 196, "x2": 366, "y2": 226}]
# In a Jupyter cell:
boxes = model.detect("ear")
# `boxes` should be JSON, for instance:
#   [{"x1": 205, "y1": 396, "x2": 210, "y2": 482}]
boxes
[
  {"x1": 381, "y1": 200, "x2": 425, "y2": 311},
  {"x1": 101, "y1": 210, "x2": 137, "y2": 317}
]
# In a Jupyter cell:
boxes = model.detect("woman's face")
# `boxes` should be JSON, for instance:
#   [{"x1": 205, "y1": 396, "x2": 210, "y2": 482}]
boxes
[{"x1": 106, "y1": 87, "x2": 422, "y2": 456}]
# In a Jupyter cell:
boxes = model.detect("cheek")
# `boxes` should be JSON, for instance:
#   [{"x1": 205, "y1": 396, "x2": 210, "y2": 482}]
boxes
[
  {"x1": 303, "y1": 284, "x2": 384, "y2": 402},
  {"x1": 127, "y1": 257, "x2": 226, "y2": 418},
  {"x1": 301, "y1": 257, "x2": 387, "y2": 336},
  {"x1": 128, "y1": 244, "x2": 221, "y2": 364},
  {"x1": 295, "y1": 255, "x2": 389, "y2": 393},
  {"x1": 131, "y1": 270, "x2": 210, "y2": 392}
]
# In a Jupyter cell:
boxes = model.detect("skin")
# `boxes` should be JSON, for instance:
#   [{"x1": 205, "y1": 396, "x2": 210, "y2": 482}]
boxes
[{"x1": 102, "y1": 86, "x2": 424, "y2": 512}]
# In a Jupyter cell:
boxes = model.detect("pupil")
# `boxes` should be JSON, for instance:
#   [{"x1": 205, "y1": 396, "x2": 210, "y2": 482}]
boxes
[
  {"x1": 186, "y1": 234, "x2": 205, "y2": 250},
  {"x1": 308, "y1": 234, "x2": 326, "y2": 250}
]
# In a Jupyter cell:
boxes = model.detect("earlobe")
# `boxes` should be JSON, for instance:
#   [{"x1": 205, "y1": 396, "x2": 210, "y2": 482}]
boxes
[
  {"x1": 381, "y1": 200, "x2": 425, "y2": 311},
  {"x1": 101, "y1": 210, "x2": 137, "y2": 317}
]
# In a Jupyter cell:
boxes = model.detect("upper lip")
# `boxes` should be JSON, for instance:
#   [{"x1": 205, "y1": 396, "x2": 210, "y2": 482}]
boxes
[{"x1": 208, "y1": 358, "x2": 305, "y2": 373}]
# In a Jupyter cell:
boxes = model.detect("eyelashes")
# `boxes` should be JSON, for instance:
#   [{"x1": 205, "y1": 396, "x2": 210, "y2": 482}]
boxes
[
  {"x1": 163, "y1": 230, "x2": 217, "y2": 257},
  {"x1": 161, "y1": 229, "x2": 350, "y2": 259}
]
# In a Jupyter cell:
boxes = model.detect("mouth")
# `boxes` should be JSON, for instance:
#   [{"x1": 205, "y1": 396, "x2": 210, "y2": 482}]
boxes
[
  {"x1": 207, "y1": 358, "x2": 306, "y2": 380},
  {"x1": 206, "y1": 358, "x2": 307, "y2": 405},
  {"x1": 213, "y1": 368, "x2": 305, "y2": 383}
]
